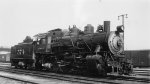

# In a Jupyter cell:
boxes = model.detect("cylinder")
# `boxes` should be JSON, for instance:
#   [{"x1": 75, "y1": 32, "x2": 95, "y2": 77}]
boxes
[{"x1": 104, "y1": 21, "x2": 110, "y2": 32}]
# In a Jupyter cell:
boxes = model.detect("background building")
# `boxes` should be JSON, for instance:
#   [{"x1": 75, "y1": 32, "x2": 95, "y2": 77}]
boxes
[{"x1": 0, "y1": 47, "x2": 10, "y2": 62}]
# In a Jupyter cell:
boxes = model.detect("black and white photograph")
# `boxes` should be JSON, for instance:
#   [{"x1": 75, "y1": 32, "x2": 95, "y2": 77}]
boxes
[{"x1": 0, "y1": 0, "x2": 149, "y2": 84}]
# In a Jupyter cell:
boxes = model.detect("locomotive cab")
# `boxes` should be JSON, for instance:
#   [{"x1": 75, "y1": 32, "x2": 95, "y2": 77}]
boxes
[{"x1": 33, "y1": 33, "x2": 48, "y2": 53}]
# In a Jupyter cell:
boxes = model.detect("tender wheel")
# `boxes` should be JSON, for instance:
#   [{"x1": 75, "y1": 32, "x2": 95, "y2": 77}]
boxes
[
  {"x1": 118, "y1": 68, "x2": 123, "y2": 75},
  {"x1": 35, "y1": 62, "x2": 42, "y2": 70}
]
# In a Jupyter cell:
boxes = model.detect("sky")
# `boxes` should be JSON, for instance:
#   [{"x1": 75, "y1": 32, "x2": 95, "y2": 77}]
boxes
[{"x1": 0, "y1": 0, "x2": 149, "y2": 50}]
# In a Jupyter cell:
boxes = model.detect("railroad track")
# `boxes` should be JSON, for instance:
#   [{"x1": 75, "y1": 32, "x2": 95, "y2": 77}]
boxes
[
  {"x1": 0, "y1": 67, "x2": 116, "y2": 84},
  {"x1": 0, "y1": 62, "x2": 11, "y2": 67},
  {"x1": 0, "y1": 75, "x2": 37, "y2": 84},
  {"x1": 0, "y1": 66, "x2": 149, "y2": 84},
  {"x1": 133, "y1": 68, "x2": 150, "y2": 76}
]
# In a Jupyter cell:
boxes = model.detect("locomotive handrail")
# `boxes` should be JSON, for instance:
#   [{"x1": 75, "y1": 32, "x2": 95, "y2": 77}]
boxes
[{"x1": 82, "y1": 40, "x2": 92, "y2": 52}]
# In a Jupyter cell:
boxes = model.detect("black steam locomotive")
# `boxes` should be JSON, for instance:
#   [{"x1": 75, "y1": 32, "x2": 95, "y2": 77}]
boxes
[{"x1": 11, "y1": 21, "x2": 132, "y2": 75}]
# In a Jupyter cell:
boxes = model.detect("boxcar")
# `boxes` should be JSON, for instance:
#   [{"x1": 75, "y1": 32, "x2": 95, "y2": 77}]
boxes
[
  {"x1": 125, "y1": 50, "x2": 150, "y2": 67},
  {"x1": 0, "y1": 52, "x2": 10, "y2": 62}
]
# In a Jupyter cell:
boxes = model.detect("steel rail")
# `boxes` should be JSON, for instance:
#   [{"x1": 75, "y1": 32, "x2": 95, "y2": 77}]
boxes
[{"x1": 0, "y1": 66, "x2": 149, "y2": 84}]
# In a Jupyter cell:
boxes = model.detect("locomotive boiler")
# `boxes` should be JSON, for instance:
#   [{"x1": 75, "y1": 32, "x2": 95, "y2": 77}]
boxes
[{"x1": 10, "y1": 21, "x2": 132, "y2": 76}]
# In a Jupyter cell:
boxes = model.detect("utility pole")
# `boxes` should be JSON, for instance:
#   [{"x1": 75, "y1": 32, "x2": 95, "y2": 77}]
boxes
[
  {"x1": 118, "y1": 14, "x2": 128, "y2": 53},
  {"x1": 118, "y1": 14, "x2": 128, "y2": 31}
]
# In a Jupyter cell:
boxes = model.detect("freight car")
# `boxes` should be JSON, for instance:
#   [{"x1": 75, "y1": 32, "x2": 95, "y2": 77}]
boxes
[
  {"x1": 125, "y1": 50, "x2": 150, "y2": 67},
  {"x1": 0, "y1": 48, "x2": 10, "y2": 62},
  {"x1": 11, "y1": 21, "x2": 132, "y2": 75},
  {"x1": 0, "y1": 52, "x2": 10, "y2": 62}
]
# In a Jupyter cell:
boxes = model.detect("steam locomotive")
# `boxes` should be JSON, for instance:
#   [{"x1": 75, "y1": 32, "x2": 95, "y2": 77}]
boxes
[{"x1": 11, "y1": 21, "x2": 132, "y2": 75}]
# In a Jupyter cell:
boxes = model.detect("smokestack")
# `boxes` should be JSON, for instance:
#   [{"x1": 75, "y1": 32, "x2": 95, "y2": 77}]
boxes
[{"x1": 104, "y1": 21, "x2": 110, "y2": 32}]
